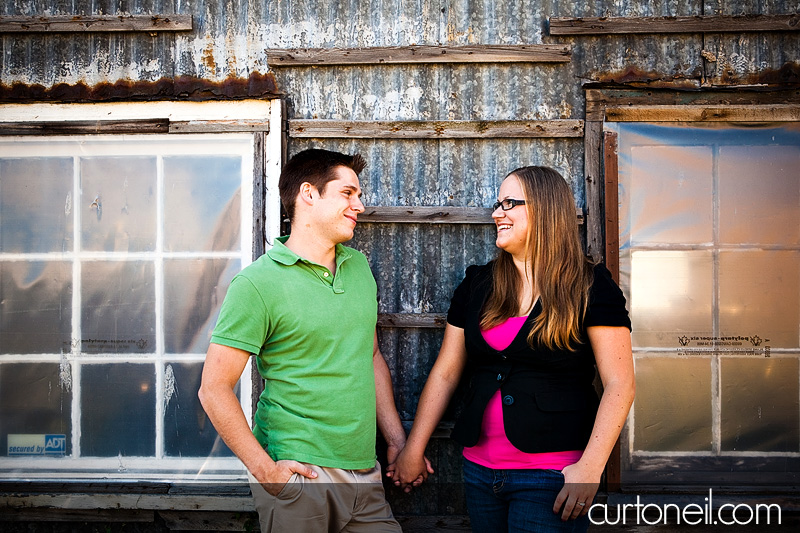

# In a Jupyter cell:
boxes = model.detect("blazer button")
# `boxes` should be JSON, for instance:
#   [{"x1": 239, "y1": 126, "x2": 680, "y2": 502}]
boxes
[
  {"x1": 496, "y1": 374, "x2": 503, "y2": 381},
  {"x1": 502, "y1": 395, "x2": 514, "y2": 406}
]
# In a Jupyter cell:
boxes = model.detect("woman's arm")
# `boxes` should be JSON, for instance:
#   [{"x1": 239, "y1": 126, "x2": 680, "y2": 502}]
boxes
[
  {"x1": 387, "y1": 324, "x2": 469, "y2": 491},
  {"x1": 553, "y1": 325, "x2": 635, "y2": 521}
]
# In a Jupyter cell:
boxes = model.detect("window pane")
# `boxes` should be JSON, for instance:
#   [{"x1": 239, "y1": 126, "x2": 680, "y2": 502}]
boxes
[
  {"x1": 0, "y1": 158, "x2": 73, "y2": 253},
  {"x1": 163, "y1": 156, "x2": 242, "y2": 252},
  {"x1": 163, "y1": 362, "x2": 235, "y2": 457},
  {"x1": 0, "y1": 128, "x2": 261, "y2": 477},
  {"x1": 634, "y1": 356, "x2": 712, "y2": 452},
  {"x1": 0, "y1": 363, "x2": 72, "y2": 456},
  {"x1": 630, "y1": 251, "x2": 713, "y2": 348},
  {"x1": 719, "y1": 145, "x2": 800, "y2": 246},
  {"x1": 719, "y1": 251, "x2": 800, "y2": 349},
  {"x1": 164, "y1": 258, "x2": 240, "y2": 354},
  {"x1": 0, "y1": 261, "x2": 72, "y2": 354},
  {"x1": 80, "y1": 157, "x2": 157, "y2": 253},
  {"x1": 627, "y1": 145, "x2": 713, "y2": 245},
  {"x1": 721, "y1": 357, "x2": 800, "y2": 452},
  {"x1": 80, "y1": 363, "x2": 155, "y2": 457},
  {"x1": 81, "y1": 261, "x2": 155, "y2": 354}
]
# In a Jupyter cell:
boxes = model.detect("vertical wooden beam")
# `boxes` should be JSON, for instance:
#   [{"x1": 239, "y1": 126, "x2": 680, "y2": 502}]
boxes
[
  {"x1": 251, "y1": 130, "x2": 267, "y2": 414},
  {"x1": 603, "y1": 130, "x2": 622, "y2": 492},
  {"x1": 279, "y1": 99, "x2": 290, "y2": 237},
  {"x1": 583, "y1": 121, "x2": 604, "y2": 262},
  {"x1": 603, "y1": 131, "x2": 620, "y2": 283},
  {"x1": 253, "y1": 131, "x2": 267, "y2": 260}
]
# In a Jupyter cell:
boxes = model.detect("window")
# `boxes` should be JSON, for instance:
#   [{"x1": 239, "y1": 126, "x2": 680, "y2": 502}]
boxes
[
  {"x1": 0, "y1": 101, "x2": 281, "y2": 481},
  {"x1": 608, "y1": 119, "x2": 800, "y2": 488}
]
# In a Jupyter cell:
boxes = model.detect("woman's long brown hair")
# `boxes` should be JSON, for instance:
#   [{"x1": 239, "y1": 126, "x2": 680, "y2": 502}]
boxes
[{"x1": 480, "y1": 166, "x2": 594, "y2": 351}]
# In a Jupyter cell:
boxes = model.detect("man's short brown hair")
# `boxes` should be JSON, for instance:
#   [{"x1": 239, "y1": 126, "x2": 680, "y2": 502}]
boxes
[{"x1": 279, "y1": 149, "x2": 366, "y2": 222}]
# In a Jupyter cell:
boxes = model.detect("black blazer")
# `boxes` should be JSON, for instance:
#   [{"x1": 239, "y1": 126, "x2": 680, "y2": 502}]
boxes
[{"x1": 446, "y1": 262, "x2": 631, "y2": 453}]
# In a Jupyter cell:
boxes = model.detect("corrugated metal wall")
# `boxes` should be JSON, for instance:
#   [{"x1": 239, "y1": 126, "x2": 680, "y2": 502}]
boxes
[{"x1": 3, "y1": 0, "x2": 799, "y2": 517}]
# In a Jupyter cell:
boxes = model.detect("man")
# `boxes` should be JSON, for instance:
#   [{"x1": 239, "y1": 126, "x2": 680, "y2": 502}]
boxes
[{"x1": 199, "y1": 149, "x2": 426, "y2": 531}]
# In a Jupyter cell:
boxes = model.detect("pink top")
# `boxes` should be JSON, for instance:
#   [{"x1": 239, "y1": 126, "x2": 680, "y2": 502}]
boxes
[{"x1": 462, "y1": 316, "x2": 583, "y2": 470}]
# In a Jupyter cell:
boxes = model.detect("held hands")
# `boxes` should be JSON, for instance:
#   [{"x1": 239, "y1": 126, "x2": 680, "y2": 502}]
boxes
[
  {"x1": 259, "y1": 459, "x2": 317, "y2": 497},
  {"x1": 553, "y1": 461, "x2": 601, "y2": 521},
  {"x1": 385, "y1": 446, "x2": 434, "y2": 493}
]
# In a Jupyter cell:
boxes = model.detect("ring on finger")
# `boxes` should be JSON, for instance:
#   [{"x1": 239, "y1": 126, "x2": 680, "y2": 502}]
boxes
[{"x1": 577, "y1": 502, "x2": 586, "y2": 507}]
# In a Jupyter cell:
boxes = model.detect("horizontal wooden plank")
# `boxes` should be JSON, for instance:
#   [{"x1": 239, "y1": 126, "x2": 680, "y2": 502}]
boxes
[
  {"x1": 605, "y1": 104, "x2": 800, "y2": 122},
  {"x1": 169, "y1": 120, "x2": 270, "y2": 133},
  {"x1": 400, "y1": 420, "x2": 455, "y2": 438},
  {"x1": 361, "y1": 206, "x2": 583, "y2": 225},
  {"x1": 0, "y1": 493, "x2": 253, "y2": 512},
  {"x1": 268, "y1": 44, "x2": 571, "y2": 66},
  {"x1": 0, "y1": 507, "x2": 154, "y2": 523},
  {"x1": 289, "y1": 119, "x2": 584, "y2": 139},
  {"x1": 0, "y1": 15, "x2": 192, "y2": 33},
  {"x1": 362, "y1": 207, "x2": 492, "y2": 224},
  {"x1": 396, "y1": 516, "x2": 471, "y2": 532},
  {"x1": 549, "y1": 14, "x2": 800, "y2": 35},
  {"x1": 159, "y1": 511, "x2": 258, "y2": 531},
  {"x1": 584, "y1": 88, "x2": 800, "y2": 121},
  {"x1": 0, "y1": 118, "x2": 269, "y2": 135},
  {"x1": 377, "y1": 313, "x2": 447, "y2": 328},
  {"x1": 0, "y1": 119, "x2": 169, "y2": 135},
  {"x1": 0, "y1": 481, "x2": 171, "y2": 494}
]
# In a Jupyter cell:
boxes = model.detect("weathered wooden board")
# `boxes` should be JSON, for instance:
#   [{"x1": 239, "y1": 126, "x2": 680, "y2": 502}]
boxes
[
  {"x1": 0, "y1": 119, "x2": 169, "y2": 135},
  {"x1": 550, "y1": 14, "x2": 800, "y2": 35},
  {"x1": 605, "y1": 104, "x2": 800, "y2": 122},
  {"x1": 0, "y1": 15, "x2": 192, "y2": 33},
  {"x1": 268, "y1": 44, "x2": 571, "y2": 65},
  {"x1": 289, "y1": 119, "x2": 584, "y2": 139}
]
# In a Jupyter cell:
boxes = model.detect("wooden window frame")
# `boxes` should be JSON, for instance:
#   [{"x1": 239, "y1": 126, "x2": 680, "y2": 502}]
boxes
[
  {"x1": 0, "y1": 101, "x2": 282, "y2": 512},
  {"x1": 585, "y1": 87, "x2": 800, "y2": 492}
]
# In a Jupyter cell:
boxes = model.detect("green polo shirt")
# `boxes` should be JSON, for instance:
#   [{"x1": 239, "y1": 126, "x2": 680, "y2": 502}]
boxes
[{"x1": 210, "y1": 236, "x2": 378, "y2": 469}]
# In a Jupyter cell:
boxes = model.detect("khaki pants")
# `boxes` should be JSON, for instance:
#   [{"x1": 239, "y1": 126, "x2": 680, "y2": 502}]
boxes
[{"x1": 249, "y1": 462, "x2": 402, "y2": 533}]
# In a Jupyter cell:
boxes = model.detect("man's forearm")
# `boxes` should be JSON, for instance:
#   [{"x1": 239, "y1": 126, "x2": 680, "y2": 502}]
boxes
[
  {"x1": 199, "y1": 382, "x2": 276, "y2": 478},
  {"x1": 373, "y1": 350, "x2": 407, "y2": 450},
  {"x1": 198, "y1": 343, "x2": 279, "y2": 482}
]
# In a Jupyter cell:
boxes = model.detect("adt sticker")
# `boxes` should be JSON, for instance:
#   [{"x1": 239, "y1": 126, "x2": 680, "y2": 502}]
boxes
[
  {"x1": 44, "y1": 434, "x2": 66, "y2": 456},
  {"x1": 8, "y1": 434, "x2": 66, "y2": 457}
]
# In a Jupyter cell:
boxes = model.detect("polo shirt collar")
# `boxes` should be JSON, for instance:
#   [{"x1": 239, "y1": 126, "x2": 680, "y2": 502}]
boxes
[
  {"x1": 267, "y1": 235, "x2": 353, "y2": 268},
  {"x1": 267, "y1": 236, "x2": 300, "y2": 265}
]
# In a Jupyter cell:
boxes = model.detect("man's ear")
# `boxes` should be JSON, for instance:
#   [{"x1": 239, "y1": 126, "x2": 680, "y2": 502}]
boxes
[{"x1": 298, "y1": 182, "x2": 316, "y2": 207}]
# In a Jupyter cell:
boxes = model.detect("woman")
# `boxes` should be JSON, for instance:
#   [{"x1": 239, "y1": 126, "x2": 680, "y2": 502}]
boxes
[{"x1": 389, "y1": 166, "x2": 634, "y2": 532}]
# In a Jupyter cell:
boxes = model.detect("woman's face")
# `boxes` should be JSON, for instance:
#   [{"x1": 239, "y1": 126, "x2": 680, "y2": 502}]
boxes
[{"x1": 492, "y1": 174, "x2": 530, "y2": 258}]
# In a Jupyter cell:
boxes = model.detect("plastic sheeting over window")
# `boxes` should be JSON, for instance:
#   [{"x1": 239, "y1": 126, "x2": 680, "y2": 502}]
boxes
[
  {"x1": 613, "y1": 122, "x2": 800, "y2": 463},
  {"x1": 0, "y1": 135, "x2": 255, "y2": 478}
]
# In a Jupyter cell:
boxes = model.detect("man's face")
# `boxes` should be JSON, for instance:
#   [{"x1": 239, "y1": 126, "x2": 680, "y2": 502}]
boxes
[{"x1": 313, "y1": 166, "x2": 365, "y2": 244}]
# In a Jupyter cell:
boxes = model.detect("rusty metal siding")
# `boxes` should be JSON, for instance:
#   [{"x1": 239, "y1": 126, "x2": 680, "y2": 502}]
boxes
[
  {"x1": 3, "y1": 0, "x2": 800, "y2": 520},
  {"x1": 6, "y1": 1, "x2": 796, "y2": 89},
  {"x1": 704, "y1": 32, "x2": 800, "y2": 84},
  {"x1": 700, "y1": 0, "x2": 800, "y2": 84}
]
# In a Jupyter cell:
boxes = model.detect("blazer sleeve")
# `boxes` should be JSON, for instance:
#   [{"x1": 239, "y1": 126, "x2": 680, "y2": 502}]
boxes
[
  {"x1": 584, "y1": 263, "x2": 632, "y2": 330},
  {"x1": 446, "y1": 265, "x2": 483, "y2": 329}
]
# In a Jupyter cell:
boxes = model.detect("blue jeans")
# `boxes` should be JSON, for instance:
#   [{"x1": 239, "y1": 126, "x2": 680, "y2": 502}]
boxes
[{"x1": 463, "y1": 458, "x2": 590, "y2": 533}]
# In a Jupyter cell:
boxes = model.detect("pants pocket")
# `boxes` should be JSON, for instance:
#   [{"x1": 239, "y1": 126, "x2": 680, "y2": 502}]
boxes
[{"x1": 275, "y1": 472, "x2": 302, "y2": 500}]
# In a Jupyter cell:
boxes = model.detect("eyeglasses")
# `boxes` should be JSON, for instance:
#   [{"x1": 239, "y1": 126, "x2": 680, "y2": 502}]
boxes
[{"x1": 492, "y1": 198, "x2": 526, "y2": 211}]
